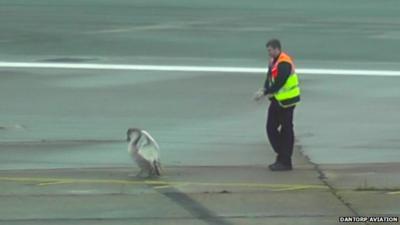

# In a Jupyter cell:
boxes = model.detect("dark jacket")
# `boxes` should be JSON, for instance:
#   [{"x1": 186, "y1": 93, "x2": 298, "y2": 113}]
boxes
[{"x1": 263, "y1": 55, "x2": 292, "y2": 95}]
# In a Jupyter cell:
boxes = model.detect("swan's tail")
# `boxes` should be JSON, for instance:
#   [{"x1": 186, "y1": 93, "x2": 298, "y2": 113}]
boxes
[{"x1": 153, "y1": 161, "x2": 161, "y2": 176}]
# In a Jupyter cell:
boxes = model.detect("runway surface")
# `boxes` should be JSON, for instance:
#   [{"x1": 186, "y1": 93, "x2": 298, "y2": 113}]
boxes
[{"x1": 0, "y1": 0, "x2": 399, "y2": 224}]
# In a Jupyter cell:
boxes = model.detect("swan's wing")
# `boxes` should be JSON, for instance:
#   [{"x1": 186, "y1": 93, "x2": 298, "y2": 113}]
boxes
[
  {"x1": 141, "y1": 130, "x2": 160, "y2": 150},
  {"x1": 138, "y1": 145, "x2": 159, "y2": 162}
]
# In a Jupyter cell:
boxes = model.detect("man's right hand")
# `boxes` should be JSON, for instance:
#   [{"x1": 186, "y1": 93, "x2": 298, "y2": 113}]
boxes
[{"x1": 253, "y1": 88, "x2": 265, "y2": 102}]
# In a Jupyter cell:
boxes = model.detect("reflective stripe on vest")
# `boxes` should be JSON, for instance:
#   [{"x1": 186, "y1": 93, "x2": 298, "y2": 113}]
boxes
[{"x1": 270, "y1": 52, "x2": 301, "y2": 107}]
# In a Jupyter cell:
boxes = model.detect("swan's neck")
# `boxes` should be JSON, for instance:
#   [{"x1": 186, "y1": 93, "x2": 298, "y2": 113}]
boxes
[{"x1": 128, "y1": 135, "x2": 141, "y2": 153}]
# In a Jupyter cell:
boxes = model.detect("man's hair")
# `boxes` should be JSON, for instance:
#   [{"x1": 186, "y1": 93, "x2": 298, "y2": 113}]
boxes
[{"x1": 266, "y1": 39, "x2": 281, "y2": 50}]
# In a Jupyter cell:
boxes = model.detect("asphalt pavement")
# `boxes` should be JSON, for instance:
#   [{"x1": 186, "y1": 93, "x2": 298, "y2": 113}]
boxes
[{"x1": 0, "y1": 0, "x2": 399, "y2": 224}]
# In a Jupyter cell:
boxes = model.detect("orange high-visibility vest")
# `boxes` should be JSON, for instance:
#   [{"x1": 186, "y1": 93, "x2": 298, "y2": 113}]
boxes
[
  {"x1": 268, "y1": 52, "x2": 301, "y2": 107},
  {"x1": 270, "y1": 52, "x2": 295, "y2": 80}
]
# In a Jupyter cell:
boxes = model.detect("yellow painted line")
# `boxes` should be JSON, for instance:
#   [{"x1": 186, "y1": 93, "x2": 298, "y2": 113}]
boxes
[
  {"x1": 0, "y1": 176, "x2": 327, "y2": 191},
  {"x1": 37, "y1": 181, "x2": 71, "y2": 186},
  {"x1": 387, "y1": 191, "x2": 400, "y2": 195},
  {"x1": 271, "y1": 186, "x2": 322, "y2": 192},
  {"x1": 153, "y1": 185, "x2": 174, "y2": 189}
]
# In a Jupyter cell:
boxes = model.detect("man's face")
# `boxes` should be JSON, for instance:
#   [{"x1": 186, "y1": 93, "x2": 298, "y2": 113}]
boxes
[{"x1": 267, "y1": 46, "x2": 280, "y2": 58}]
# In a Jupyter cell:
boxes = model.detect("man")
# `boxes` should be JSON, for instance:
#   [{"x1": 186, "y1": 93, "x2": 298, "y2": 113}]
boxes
[{"x1": 254, "y1": 39, "x2": 301, "y2": 171}]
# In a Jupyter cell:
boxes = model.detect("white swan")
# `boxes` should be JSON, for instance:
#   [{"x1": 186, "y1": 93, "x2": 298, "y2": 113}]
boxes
[{"x1": 126, "y1": 128, "x2": 161, "y2": 177}]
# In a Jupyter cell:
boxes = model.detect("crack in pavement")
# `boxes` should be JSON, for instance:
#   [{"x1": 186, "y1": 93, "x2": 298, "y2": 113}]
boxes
[{"x1": 297, "y1": 144, "x2": 370, "y2": 225}]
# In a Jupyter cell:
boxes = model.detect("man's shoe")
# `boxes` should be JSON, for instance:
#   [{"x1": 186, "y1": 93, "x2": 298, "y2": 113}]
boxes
[{"x1": 268, "y1": 162, "x2": 292, "y2": 171}]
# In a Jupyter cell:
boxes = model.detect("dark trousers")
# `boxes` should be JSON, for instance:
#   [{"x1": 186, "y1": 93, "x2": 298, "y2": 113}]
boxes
[{"x1": 266, "y1": 98, "x2": 295, "y2": 166}]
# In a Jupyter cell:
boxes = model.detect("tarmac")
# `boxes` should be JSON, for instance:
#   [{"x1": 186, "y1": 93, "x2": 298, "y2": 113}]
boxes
[{"x1": 0, "y1": 0, "x2": 399, "y2": 225}]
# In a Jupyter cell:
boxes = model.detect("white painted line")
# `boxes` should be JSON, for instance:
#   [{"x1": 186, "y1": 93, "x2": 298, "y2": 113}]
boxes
[
  {"x1": 297, "y1": 68, "x2": 400, "y2": 76},
  {"x1": 0, "y1": 61, "x2": 400, "y2": 76},
  {"x1": 0, "y1": 62, "x2": 264, "y2": 73}
]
